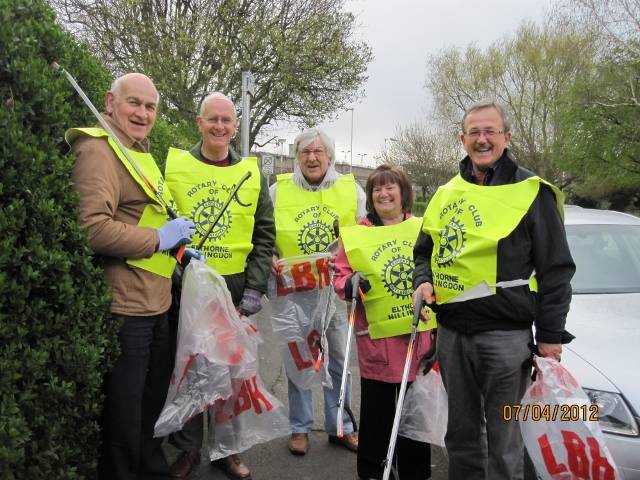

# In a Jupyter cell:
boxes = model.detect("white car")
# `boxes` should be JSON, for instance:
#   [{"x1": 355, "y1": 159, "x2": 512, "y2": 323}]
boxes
[{"x1": 562, "y1": 205, "x2": 640, "y2": 479}]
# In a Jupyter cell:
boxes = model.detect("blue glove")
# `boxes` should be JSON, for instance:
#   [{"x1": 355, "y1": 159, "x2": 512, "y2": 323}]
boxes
[
  {"x1": 157, "y1": 217, "x2": 195, "y2": 251},
  {"x1": 172, "y1": 249, "x2": 206, "y2": 286},
  {"x1": 184, "y1": 248, "x2": 206, "y2": 262},
  {"x1": 238, "y1": 288, "x2": 263, "y2": 316}
]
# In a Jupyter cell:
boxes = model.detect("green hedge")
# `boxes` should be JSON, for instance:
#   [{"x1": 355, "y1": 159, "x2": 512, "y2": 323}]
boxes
[{"x1": 0, "y1": 0, "x2": 117, "y2": 478}]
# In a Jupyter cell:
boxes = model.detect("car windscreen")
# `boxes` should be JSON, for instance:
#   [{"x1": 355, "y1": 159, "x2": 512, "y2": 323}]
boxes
[{"x1": 566, "y1": 224, "x2": 640, "y2": 294}]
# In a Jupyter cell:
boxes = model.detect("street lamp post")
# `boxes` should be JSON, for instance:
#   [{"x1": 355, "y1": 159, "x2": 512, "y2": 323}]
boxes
[
  {"x1": 275, "y1": 138, "x2": 286, "y2": 173},
  {"x1": 347, "y1": 107, "x2": 354, "y2": 172},
  {"x1": 357, "y1": 153, "x2": 367, "y2": 165},
  {"x1": 341, "y1": 150, "x2": 351, "y2": 170}
]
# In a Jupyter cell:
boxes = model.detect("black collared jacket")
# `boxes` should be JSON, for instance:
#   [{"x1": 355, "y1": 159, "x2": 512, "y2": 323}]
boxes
[{"x1": 413, "y1": 150, "x2": 575, "y2": 344}]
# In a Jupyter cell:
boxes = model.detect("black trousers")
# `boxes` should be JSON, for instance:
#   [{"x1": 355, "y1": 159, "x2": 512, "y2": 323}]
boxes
[
  {"x1": 358, "y1": 377, "x2": 431, "y2": 480},
  {"x1": 98, "y1": 313, "x2": 172, "y2": 480}
]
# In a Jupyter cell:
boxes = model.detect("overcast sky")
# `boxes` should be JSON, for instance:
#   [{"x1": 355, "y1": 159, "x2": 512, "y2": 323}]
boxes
[{"x1": 259, "y1": 0, "x2": 553, "y2": 167}]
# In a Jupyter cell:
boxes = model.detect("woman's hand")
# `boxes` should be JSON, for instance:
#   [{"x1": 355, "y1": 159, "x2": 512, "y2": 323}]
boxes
[{"x1": 271, "y1": 254, "x2": 281, "y2": 276}]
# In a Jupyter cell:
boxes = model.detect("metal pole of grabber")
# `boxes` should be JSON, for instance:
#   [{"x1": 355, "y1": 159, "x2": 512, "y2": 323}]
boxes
[
  {"x1": 196, "y1": 170, "x2": 252, "y2": 250},
  {"x1": 336, "y1": 272, "x2": 362, "y2": 438},
  {"x1": 51, "y1": 62, "x2": 192, "y2": 262},
  {"x1": 382, "y1": 290, "x2": 424, "y2": 480},
  {"x1": 51, "y1": 62, "x2": 178, "y2": 220}
]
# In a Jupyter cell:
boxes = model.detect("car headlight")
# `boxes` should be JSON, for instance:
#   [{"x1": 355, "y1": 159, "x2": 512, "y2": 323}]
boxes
[{"x1": 584, "y1": 388, "x2": 639, "y2": 436}]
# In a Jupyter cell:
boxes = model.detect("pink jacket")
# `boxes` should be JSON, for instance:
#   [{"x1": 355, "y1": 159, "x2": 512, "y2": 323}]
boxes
[{"x1": 333, "y1": 216, "x2": 433, "y2": 383}]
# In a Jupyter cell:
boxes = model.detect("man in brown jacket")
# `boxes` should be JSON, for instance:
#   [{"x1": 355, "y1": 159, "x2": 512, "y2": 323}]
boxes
[{"x1": 70, "y1": 73, "x2": 195, "y2": 480}]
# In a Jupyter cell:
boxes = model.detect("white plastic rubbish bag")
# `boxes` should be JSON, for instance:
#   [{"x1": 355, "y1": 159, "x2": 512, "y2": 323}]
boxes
[
  {"x1": 154, "y1": 260, "x2": 257, "y2": 437},
  {"x1": 520, "y1": 355, "x2": 619, "y2": 480},
  {"x1": 207, "y1": 360, "x2": 291, "y2": 461},
  {"x1": 269, "y1": 252, "x2": 335, "y2": 390},
  {"x1": 399, "y1": 362, "x2": 448, "y2": 447}
]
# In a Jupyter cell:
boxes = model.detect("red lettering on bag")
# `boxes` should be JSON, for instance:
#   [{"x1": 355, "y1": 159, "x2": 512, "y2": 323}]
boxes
[
  {"x1": 233, "y1": 380, "x2": 253, "y2": 416},
  {"x1": 276, "y1": 272, "x2": 294, "y2": 296},
  {"x1": 306, "y1": 329, "x2": 321, "y2": 360},
  {"x1": 292, "y1": 261, "x2": 316, "y2": 291},
  {"x1": 538, "y1": 433, "x2": 568, "y2": 475},
  {"x1": 247, "y1": 375, "x2": 273, "y2": 414},
  {"x1": 562, "y1": 430, "x2": 590, "y2": 478},
  {"x1": 587, "y1": 436, "x2": 616, "y2": 480},
  {"x1": 316, "y1": 257, "x2": 331, "y2": 288},
  {"x1": 288, "y1": 341, "x2": 313, "y2": 370}
]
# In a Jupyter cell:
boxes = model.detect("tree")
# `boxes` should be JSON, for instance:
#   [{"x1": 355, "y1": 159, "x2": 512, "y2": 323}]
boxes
[
  {"x1": 551, "y1": 0, "x2": 640, "y2": 209},
  {"x1": 380, "y1": 122, "x2": 459, "y2": 201},
  {"x1": 556, "y1": 43, "x2": 640, "y2": 205},
  {"x1": 52, "y1": 0, "x2": 373, "y2": 149},
  {"x1": 426, "y1": 19, "x2": 596, "y2": 185},
  {"x1": 0, "y1": 0, "x2": 117, "y2": 477},
  {"x1": 569, "y1": 0, "x2": 640, "y2": 55}
]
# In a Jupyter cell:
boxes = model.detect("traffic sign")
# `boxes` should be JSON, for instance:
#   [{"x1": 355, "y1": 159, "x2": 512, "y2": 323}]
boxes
[{"x1": 262, "y1": 154, "x2": 274, "y2": 175}]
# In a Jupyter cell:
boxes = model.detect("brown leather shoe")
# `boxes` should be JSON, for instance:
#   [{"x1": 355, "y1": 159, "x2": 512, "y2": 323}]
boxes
[
  {"x1": 169, "y1": 450, "x2": 201, "y2": 478},
  {"x1": 287, "y1": 432, "x2": 309, "y2": 456},
  {"x1": 211, "y1": 454, "x2": 251, "y2": 480},
  {"x1": 328, "y1": 431, "x2": 358, "y2": 452}
]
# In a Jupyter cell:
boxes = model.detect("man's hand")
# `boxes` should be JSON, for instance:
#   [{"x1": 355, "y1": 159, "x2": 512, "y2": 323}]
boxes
[
  {"x1": 157, "y1": 217, "x2": 195, "y2": 251},
  {"x1": 413, "y1": 282, "x2": 436, "y2": 321},
  {"x1": 537, "y1": 342, "x2": 562, "y2": 361},
  {"x1": 238, "y1": 288, "x2": 263, "y2": 316},
  {"x1": 413, "y1": 282, "x2": 436, "y2": 305},
  {"x1": 184, "y1": 248, "x2": 206, "y2": 262}
]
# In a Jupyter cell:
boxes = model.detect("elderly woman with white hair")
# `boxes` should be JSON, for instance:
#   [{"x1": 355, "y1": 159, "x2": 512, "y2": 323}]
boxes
[{"x1": 269, "y1": 127, "x2": 366, "y2": 456}]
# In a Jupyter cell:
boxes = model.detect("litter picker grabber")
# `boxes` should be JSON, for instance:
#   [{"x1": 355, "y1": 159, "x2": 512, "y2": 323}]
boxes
[
  {"x1": 196, "y1": 171, "x2": 252, "y2": 250},
  {"x1": 313, "y1": 218, "x2": 341, "y2": 373},
  {"x1": 52, "y1": 62, "x2": 187, "y2": 261},
  {"x1": 336, "y1": 272, "x2": 364, "y2": 438},
  {"x1": 382, "y1": 290, "x2": 424, "y2": 480},
  {"x1": 313, "y1": 266, "x2": 335, "y2": 373}
]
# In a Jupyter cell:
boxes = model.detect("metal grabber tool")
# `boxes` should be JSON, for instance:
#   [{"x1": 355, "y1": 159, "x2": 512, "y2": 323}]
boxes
[
  {"x1": 51, "y1": 62, "x2": 188, "y2": 261},
  {"x1": 382, "y1": 290, "x2": 424, "y2": 480},
  {"x1": 313, "y1": 218, "x2": 341, "y2": 372},
  {"x1": 336, "y1": 272, "x2": 364, "y2": 438},
  {"x1": 196, "y1": 171, "x2": 252, "y2": 250}
]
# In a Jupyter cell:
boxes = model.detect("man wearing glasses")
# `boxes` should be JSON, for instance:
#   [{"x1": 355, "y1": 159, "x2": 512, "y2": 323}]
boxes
[
  {"x1": 413, "y1": 100, "x2": 575, "y2": 480},
  {"x1": 269, "y1": 128, "x2": 366, "y2": 457}
]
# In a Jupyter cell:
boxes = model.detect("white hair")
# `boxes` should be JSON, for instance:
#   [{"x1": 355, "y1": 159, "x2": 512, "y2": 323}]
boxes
[
  {"x1": 110, "y1": 73, "x2": 160, "y2": 103},
  {"x1": 293, "y1": 128, "x2": 335, "y2": 162},
  {"x1": 199, "y1": 92, "x2": 237, "y2": 117}
]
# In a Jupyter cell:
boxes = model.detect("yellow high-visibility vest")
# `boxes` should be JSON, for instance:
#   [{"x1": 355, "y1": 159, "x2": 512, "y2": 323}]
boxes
[
  {"x1": 275, "y1": 174, "x2": 358, "y2": 258},
  {"x1": 342, "y1": 217, "x2": 436, "y2": 339},
  {"x1": 422, "y1": 175, "x2": 564, "y2": 304},
  {"x1": 66, "y1": 127, "x2": 178, "y2": 278},
  {"x1": 164, "y1": 147, "x2": 260, "y2": 275}
]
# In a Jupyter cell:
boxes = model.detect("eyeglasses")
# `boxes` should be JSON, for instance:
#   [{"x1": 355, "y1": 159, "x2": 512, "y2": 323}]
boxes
[
  {"x1": 203, "y1": 115, "x2": 234, "y2": 125},
  {"x1": 464, "y1": 129, "x2": 505, "y2": 138},
  {"x1": 300, "y1": 148, "x2": 326, "y2": 157}
]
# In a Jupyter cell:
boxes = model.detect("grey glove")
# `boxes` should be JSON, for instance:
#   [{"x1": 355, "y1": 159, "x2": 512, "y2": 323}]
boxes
[{"x1": 238, "y1": 288, "x2": 263, "y2": 316}]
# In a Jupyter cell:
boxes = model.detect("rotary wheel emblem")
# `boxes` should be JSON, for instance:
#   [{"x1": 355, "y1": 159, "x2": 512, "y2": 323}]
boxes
[
  {"x1": 435, "y1": 217, "x2": 466, "y2": 267},
  {"x1": 382, "y1": 255, "x2": 414, "y2": 299},
  {"x1": 297, "y1": 221, "x2": 333, "y2": 254},
  {"x1": 192, "y1": 198, "x2": 232, "y2": 240}
]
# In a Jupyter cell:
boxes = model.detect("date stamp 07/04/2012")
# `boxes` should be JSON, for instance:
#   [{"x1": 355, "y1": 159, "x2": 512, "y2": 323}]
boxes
[{"x1": 502, "y1": 403, "x2": 599, "y2": 422}]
